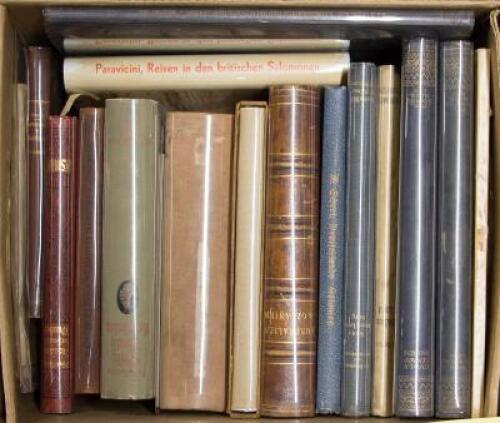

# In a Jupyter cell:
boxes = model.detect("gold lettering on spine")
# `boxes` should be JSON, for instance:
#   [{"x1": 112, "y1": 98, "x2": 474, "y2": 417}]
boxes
[
  {"x1": 49, "y1": 159, "x2": 71, "y2": 173},
  {"x1": 44, "y1": 323, "x2": 70, "y2": 369}
]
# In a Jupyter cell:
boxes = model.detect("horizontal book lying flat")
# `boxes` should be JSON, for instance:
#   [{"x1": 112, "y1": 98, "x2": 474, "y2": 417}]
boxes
[{"x1": 63, "y1": 53, "x2": 349, "y2": 92}]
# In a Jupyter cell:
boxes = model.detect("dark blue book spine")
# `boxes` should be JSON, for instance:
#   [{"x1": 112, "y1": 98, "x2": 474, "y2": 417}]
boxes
[
  {"x1": 316, "y1": 86, "x2": 347, "y2": 415},
  {"x1": 341, "y1": 62, "x2": 377, "y2": 417},
  {"x1": 396, "y1": 37, "x2": 438, "y2": 418},
  {"x1": 436, "y1": 40, "x2": 474, "y2": 419}
]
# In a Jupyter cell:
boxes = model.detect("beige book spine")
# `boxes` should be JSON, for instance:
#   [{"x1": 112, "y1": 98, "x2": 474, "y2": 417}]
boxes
[
  {"x1": 63, "y1": 53, "x2": 349, "y2": 92},
  {"x1": 371, "y1": 65, "x2": 400, "y2": 417},
  {"x1": 230, "y1": 103, "x2": 267, "y2": 414},
  {"x1": 63, "y1": 38, "x2": 350, "y2": 54},
  {"x1": 10, "y1": 83, "x2": 34, "y2": 393},
  {"x1": 485, "y1": 11, "x2": 500, "y2": 417},
  {"x1": 472, "y1": 48, "x2": 491, "y2": 419}
]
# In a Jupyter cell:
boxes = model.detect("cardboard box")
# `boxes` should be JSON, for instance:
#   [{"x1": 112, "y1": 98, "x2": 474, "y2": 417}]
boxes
[{"x1": 0, "y1": 1, "x2": 498, "y2": 422}]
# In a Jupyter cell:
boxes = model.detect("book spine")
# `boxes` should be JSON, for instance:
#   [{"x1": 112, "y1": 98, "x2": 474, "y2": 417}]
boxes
[
  {"x1": 160, "y1": 112, "x2": 233, "y2": 411},
  {"x1": 341, "y1": 62, "x2": 377, "y2": 417},
  {"x1": 260, "y1": 85, "x2": 320, "y2": 418},
  {"x1": 26, "y1": 47, "x2": 51, "y2": 318},
  {"x1": 316, "y1": 86, "x2": 347, "y2": 415},
  {"x1": 63, "y1": 37, "x2": 350, "y2": 54},
  {"x1": 74, "y1": 107, "x2": 104, "y2": 395},
  {"x1": 371, "y1": 65, "x2": 400, "y2": 417},
  {"x1": 436, "y1": 40, "x2": 474, "y2": 419},
  {"x1": 11, "y1": 83, "x2": 35, "y2": 393},
  {"x1": 101, "y1": 99, "x2": 160, "y2": 400},
  {"x1": 40, "y1": 116, "x2": 78, "y2": 414},
  {"x1": 231, "y1": 105, "x2": 267, "y2": 414},
  {"x1": 396, "y1": 38, "x2": 438, "y2": 418},
  {"x1": 471, "y1": 48, "x2": 490, "y2": 419},
  {"x1": 63, "y1": 53, "x2": 349, "y2": 92}
]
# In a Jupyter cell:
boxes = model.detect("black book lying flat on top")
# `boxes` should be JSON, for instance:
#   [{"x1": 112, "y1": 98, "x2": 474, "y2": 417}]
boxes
[{"x1": 44, "y1": 7, "x2": 474, "y2": 51}]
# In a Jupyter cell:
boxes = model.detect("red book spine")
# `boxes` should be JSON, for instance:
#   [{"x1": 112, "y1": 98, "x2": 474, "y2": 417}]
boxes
[
  {"x1": 26, "y1": 47, "x2": 51, "y2": 318},
  {"x1": 40, "y1": 116, "x2": 78, "y2": 414},
  {"x1": 74, "y1": 108, "x2": 104, "y2": 394}
]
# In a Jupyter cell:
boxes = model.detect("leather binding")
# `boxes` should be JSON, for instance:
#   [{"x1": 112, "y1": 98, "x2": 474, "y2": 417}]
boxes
[
  {"x1": 471, "y1": 48, "x2": 490, "y2": 418},
  {"x1": 40, "y1": 116, "x2": 78, "y2": 414},
  {"x1": 371, "y1": 65, "x2": 400, "y2": 418},
  {"x1": 436, "y1": 40, "x2": 474, "y2": 418},
  {"x1": 160, "y1": 112, "x2": 233, "y2": 412},
  {"x1": 26, "y1": 46, "x2": 52, "y2": 318},
  {"x1": 316, "y1": 86, "x2": 347, "y2": 415},
  {"x1": 341, "y1": 63, "x2": 377, "y2": 418},
  {"x1": 396, "y1": 38, "x2": 438, "y2": 418},
  {"x1": 74, "y1": 107, "x2": 104, "y2": 395},
  {"x1": 11, "y1": 83, "x2": 35, "y2": 393},
  {"x1": 260, "y1": 85, "x2": 320, "y2": 418},
  {"x1": 229, "y1": 102, "x2": 267, "y2": 417},
  {"x1": 101, "y1": 99, "x2": 160, "y2": 400},
  {"x1": 486, "y1": 11, "x2": 500, "y2": 417}
]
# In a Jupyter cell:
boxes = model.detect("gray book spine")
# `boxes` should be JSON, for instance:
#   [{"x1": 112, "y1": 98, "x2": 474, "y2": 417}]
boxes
[
  {"x1": 316, "y1": 86, "x2": 347, "y2": 415},
  {"x1": 341, "y1": 63, "x2": 377, "y2": 417},
  {"x1": 396, "y1": 38, "x2": 438, "y2": 418},
  {"x1": 436, "y1": 40, "x2": 474, "y2": 419}
]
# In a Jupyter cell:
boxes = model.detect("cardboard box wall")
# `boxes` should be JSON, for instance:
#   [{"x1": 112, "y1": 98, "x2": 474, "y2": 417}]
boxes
[{"x1": 0, "y1": 1, "x2": 499, "y2": 422}]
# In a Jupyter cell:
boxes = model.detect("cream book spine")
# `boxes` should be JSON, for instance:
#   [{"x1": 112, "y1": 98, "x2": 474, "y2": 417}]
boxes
[
  {"x1": 63, "y1": 38, "x2": 350, "y2": 54},
  {"x1": 63, "y1": 53, "x2": 349, "y2": 92},
  {"x1": 485, "y1": 11, "x2": 500, "y2": 417},
  {"x1": 371, "y1": 65, "x2": 400, "y2": 418},
  {"x1": 471, "y1": 48, "x2": 490, "y2": 419},
  {"x1": 230, "y1": 103, "x2": 267, "y2": 415}
]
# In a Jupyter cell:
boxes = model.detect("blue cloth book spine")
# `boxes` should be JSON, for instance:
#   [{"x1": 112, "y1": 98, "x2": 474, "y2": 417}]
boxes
[{"x1": 316, "y1": 86, "x2": 347, "y2": 415}]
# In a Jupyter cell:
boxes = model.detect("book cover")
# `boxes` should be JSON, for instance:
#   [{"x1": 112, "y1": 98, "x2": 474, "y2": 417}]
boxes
[
  {"x1": 160, "y1": 112, "x2": 233, "y2": 412},
  {"x1": 40, "y1": 116, "x2": 78, "y2": 414},
  {"x1": 436, "y1": 40, "x2": 474, "y2": 419},
  {"x1": 230, "y1": 103, "x2": 267, "y2": 415},
  {"x1": 341, "y1": 63, "x2": 377, "y2": 418},
  {"x1": 471, "y1": 48, "x2": 491, "y2": 419},
  {"x1": 74, "y1": 107, "x2": 104, "y2": 395},
  {"x1": 260, "y1": 85, "x2": 320, "y2": 418},
  {"x1": 63, "y1": 53, "x2": 349, "y2": 92},
  {"x1": 100, "y1": 99, "x2": 161, "y2": 400},
  {"x1": 396, "y1": 38, "x2": 438, "y2": 418},
  {"x1": 316, "y1": 86, "x2": 347, "y2": 415},
  {"x1": 26, "y1": 46, "x2": 51, "y2": 319},
  {"x1": 371, "y1": 65, "x2": 400, "y2": 418}
]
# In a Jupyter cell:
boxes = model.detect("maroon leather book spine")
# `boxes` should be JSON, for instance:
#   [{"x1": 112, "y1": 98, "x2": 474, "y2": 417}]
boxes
[
  {"x1": 260, "y1": 85, "x2": 321, "y2": 417},
  {"x1": 40, "y1": 116, "x2": 78, "y2": 414},
  {"x1": 74, "y1": 108, "x2": 104, "y2": 394},
  {"x1": 26, "y1": 47, "x2": 52, "y2": 318}
]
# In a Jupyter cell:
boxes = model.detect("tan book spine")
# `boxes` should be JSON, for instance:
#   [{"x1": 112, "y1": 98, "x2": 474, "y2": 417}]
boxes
[
  {"x1": 63, "y1": 53, "x2": 349, "y2": 92},
  {"x1": 160, "y1": 112, "x2": 233, "y2": 412},
  {"x1": 472, "y1": 48, "x2": 491, "y2": 419},
  {"x1": 229, "y1": 103, "x2": 267, "y2": 415},
  {"x1": 372, "y1": 65, "x2": 400, "y2": 417},
  {"x1": 485, "y1": 11, "x2": 500, "y2": 417},
  {"x1": 63, "y1": 38, "x2": 350, "y2": 54},
  {"x1": 10, "y1": 83, "x2": 34, "y2": 393}
]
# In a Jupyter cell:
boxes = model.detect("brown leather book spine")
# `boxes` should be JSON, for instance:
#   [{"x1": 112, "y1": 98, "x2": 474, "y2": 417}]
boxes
[
  {"x1": 74, "y1": 108, "x2": 104, "y2": 394},
  {"x1": 260, "y1": 85, "x2": 320, "y2": 418},
  {"x1": 40, "y1": 116, "x2": 78, "y2": 414},
  {"x1": 26, "y1": 47, "x2": 52, "y2": 318}
]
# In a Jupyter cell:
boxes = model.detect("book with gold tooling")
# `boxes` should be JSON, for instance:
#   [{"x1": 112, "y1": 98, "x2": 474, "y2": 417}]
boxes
[{"x1": 260, "y1": 85, "x2": 320, "y2": 418}]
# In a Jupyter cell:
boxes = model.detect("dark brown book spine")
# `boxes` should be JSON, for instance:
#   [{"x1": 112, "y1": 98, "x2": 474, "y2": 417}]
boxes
[
  {"x1": 40, "y1": 116, "x2": 78, "y2": 414},
  {"x1": 260, "y1": 85, "x2": 320, "y2": 418},
  {"x1": 74, "y1": 108, "x2": 104, "y2": 394},
  {"x1": 26, "y1": 47, "x2": 52, "y2": 318}
]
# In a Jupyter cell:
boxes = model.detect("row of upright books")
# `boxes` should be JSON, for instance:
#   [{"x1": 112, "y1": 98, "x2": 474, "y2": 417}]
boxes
[{"x1": 7, "y1": 5, "x2": 499, "y2": 421}]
